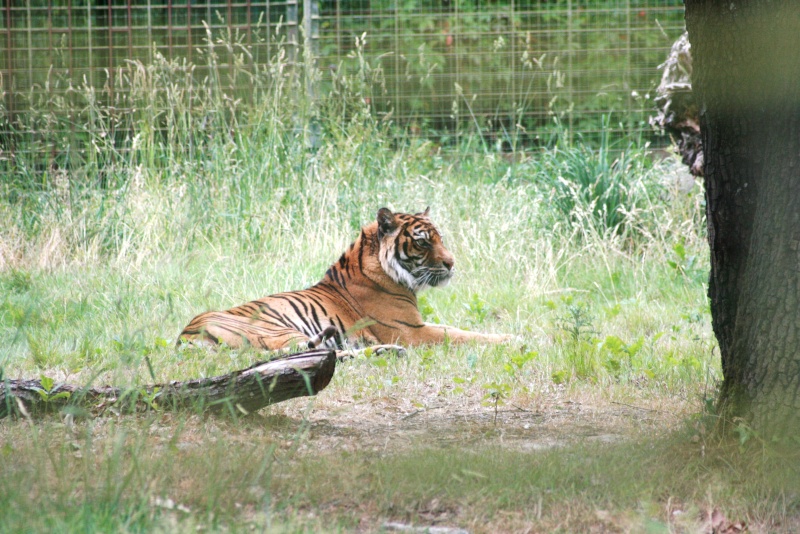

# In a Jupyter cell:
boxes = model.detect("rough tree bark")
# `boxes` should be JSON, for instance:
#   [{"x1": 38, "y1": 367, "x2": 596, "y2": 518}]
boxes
[
  {"x1": 685, "y1": 1, "x2": 800, "y2": 437},
  {"x1": 0, "y1": 349, "x2": 336, "y2": 419}
]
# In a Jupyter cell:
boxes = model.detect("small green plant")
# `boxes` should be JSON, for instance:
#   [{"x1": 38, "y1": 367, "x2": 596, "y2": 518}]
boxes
[
  {"x1": 551, "y1": 369, "x2": 570, "y2": 384},
  {"x1": 503, "y1": 350, "x2": 537, "y2": 380},
  {"x1": 464, "y1": 293, "x2": 490, "y2": 325},
  {"x1": 732, "y1": 417, "x2": 762, "y2": 450},
  {"x1": 599, "y1": 335, "x2": 645, "y2": 378},
  {"x1": 548, "y1": 299, "x2": 603, "y2": 381},
  {"x1": 665, "y1": 350, "x2": 704, "y2": 382},
  {"x1": 417, "y1": 294, "x2": 440, "y2": 324},
  {"x1": 568, "y1": 342, "x2": 601, "y2": 381},
  {"x1": 668, "y1": 239, "x2": 704, "y2": 282},
  {"x1": 451, "y1": 375, "x2": 469, "y2": 395},
  {"x1": 33, "y1": 375, "x2": 71, "y2": 404},
  {"x1": 702, "y1": 394, "x2": 717, "y2": 417},
  {"x1": 370, "y1": 356, "x2": 388, "y2": 368},
  {"x1": 419, "y1": 347, "x2": 437, "y2": 370},
  {"x1": 604, "y1": 302, "x2": 623, "y2": 319},
  {"x1": 138, "y1": 387, "x2": 161, "y2": 411},
  {"x1": 111, "y1": 334, "x2": 151, "y2": 366},
  {"x1": 482, "y1": 381, "x2": 512, "y2": 424},
  {"x1": 556, "y1": 302, "x2": 596, "y2": 343}
]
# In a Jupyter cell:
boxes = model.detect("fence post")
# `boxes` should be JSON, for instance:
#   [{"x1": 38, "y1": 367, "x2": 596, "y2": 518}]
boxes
[
  {"x1": 287, "y1": 0, "x2": 298, "y2": 64},
  {"x1": 304, "y1": 0, "x2": 319, "y2": 59},
  {"x1": 625, "y1": 0, "x2": 633, "y2": 138},
  {"x1": 303, "y1": 0, "x2": 320, "y2": 149},
  {"x1": 4, "y1": 2, "x2": 14, "y2": 128},
  {"x1": 510, "y1": 0, "x2": 516, "y2": 150},
  {"x1": 86, "y1": 0, "x2": 94, "y2": 90},
  {"x1": 566, "y1": 0, "x2": 574, "y2": 140}
]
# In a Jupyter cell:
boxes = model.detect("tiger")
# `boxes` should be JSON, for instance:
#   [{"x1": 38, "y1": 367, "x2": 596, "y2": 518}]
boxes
[{"x1": 178, "y1": 207, "x2": 511, "y2": 351}]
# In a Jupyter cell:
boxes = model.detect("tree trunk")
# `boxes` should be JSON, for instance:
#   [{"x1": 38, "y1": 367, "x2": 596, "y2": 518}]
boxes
[
  {"x1": 0, "y1": 349, "x2": 337, "y2": 419},
  {"x1": 685, "y1": 1, "x2": 800, "y2": 438}
]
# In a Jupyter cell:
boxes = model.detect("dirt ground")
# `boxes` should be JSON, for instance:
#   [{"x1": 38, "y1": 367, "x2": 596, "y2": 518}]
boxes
[{"x1": 266, "y1": 385, "x2": 692, "y2": 455}]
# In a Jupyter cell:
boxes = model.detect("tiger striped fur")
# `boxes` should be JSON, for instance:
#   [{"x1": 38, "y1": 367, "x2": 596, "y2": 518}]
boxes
[{"x1": 178, "y1": 208, "x2": 511, "y2": 350}]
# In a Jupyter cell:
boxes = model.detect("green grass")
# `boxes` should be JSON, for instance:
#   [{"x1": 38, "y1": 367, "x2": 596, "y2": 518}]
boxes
[
  {"x1": 2, "y1": 413, "x2": 799, "y2": 532},
  {"x1": 2, "y1": 33, "x2": 796, "y2": 534},
  {"x1": 0, "y1": 151, "x2": 710, "y2": 386}
]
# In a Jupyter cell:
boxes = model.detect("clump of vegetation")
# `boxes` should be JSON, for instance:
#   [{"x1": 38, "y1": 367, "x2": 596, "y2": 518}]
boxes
[{"x1": 536, "y1": 119, "x2": 664, "y2": 238}]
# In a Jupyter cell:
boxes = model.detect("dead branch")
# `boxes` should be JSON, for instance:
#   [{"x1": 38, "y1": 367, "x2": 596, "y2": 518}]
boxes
[{"x1": 0, "y1": 349, "x2": 336, "y2": 419}]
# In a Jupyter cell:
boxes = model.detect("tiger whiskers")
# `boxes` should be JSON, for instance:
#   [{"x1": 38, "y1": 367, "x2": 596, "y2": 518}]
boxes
[{"x1": 409, "y1": 266, "x2": 453, "y2": 291}]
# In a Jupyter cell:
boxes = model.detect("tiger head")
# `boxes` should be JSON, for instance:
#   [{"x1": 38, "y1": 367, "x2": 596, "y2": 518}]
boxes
[{"x1": 376, "y1": 207, "x2": 455, "y2": 292}]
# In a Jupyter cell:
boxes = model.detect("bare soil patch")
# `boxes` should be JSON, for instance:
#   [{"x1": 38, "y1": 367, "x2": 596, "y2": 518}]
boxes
[{"x1": 266, "y1": 386, "x2": 693, "y2": 455}]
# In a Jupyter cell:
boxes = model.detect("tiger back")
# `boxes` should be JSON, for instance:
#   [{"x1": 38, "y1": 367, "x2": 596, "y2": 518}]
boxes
[{"x1": 178, "y1": 207, "x2": 510, "y2": 350}]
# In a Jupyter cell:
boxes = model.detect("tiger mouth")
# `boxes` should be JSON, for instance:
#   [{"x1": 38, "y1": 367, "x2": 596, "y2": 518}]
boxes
[{"x1": 422, "y1": 268, "x2": 454, "y2": 288}]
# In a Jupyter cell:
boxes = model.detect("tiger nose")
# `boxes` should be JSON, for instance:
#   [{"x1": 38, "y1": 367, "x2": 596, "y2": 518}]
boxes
[{"x1": 442, "y1": 258, "x2": 453, "y2": 271}]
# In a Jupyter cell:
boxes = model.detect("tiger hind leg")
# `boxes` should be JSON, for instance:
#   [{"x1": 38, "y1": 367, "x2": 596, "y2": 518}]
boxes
[{"x1": 178, "y1": 312, "x2": 308, "y2": 351}]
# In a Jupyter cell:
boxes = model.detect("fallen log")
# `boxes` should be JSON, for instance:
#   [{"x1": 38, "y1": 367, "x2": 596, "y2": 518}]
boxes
[{"x1": 0, "y1": 349, "x2": 336, "y2": 419}]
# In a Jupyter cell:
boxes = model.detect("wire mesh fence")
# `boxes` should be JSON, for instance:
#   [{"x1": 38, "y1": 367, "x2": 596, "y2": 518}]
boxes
[
  {"x1": 1, "y1": 0, "x2": 685, "y2": 163},
  {"x1": 1, "y1": 1, "x2": 300, "y2": 96}
]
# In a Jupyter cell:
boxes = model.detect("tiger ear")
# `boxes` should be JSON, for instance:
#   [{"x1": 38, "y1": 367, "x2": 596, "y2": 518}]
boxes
[
  {"x1": 377, "y1": 208, "x2": 397, "y2": 237},
  {"x1": 414, "y1": 206, "x2": 431, "y2": 219}
]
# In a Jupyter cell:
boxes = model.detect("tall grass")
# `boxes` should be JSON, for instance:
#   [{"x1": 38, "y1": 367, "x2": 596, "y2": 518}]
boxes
[{"x1": 539, "y1": 116, "x2": 664, "y2": 239}]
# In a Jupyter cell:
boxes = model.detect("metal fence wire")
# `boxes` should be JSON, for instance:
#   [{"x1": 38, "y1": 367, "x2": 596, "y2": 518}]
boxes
[{"x1": 1, "y1": 0, "x2": 685, "y2": 159}]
